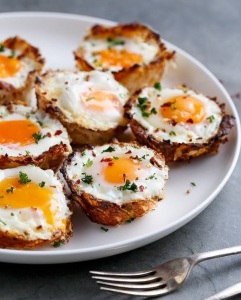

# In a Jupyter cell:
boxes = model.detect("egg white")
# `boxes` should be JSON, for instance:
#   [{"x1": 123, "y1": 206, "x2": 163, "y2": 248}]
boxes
[
  {"x1": 82, "y1": 37, "x2": 159, "y2": 72},
  {"x1": 0, "y1": 165, "x2": 71, "y2": 240},
  {"x1": 130, "y1": 87, "x2": 223, "y2": 144},
  {"x1": 64, "y1": 144, "x2": 168, "y2": 204},
  {"x1": 0, "y1": 104, "x2": 71, "y2": 157},
  {"x1": 40, "y1": 70, "x2": 130, "y2": 130}
]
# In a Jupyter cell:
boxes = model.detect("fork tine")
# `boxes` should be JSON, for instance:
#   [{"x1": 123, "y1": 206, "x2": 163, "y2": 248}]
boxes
[
  {"x1": 90, "y1": 270, "x2": 154, "y2": 277},
  {"x1": 100, "y1": 286, "x2": 170, "y2": 297},
  {"x1": 97, "y1": 280, "x2": 166, "y2": 289},
  {"x1": 92, "y1": 275, "x2": 158, "y2": 283}
]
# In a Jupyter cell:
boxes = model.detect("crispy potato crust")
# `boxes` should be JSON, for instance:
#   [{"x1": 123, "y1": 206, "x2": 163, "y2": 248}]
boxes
[
  {"x1": 0, "y1": 217, "x2": 72, "y2": 250},
  {"x1": 125, "y1": 101, "x2": 235, "y2": 162},
  {"x1": 0, "y1": 143, "x2": 70, "y2": 171},
  {"x1": 36, "y1": 72, "x2": 128, "y2": 145},
  {"x1": 0, "y1": 36, "x2": 45, "y2": 103},
  {"x1": 74, "y1": 22, "x2": 175, "y2": 95},
  {"x1": 61, "y1": 142, "x2": 166, "y2": 226}
]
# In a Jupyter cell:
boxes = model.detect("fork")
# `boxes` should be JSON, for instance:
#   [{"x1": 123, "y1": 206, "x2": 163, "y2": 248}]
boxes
[{"x1": 90, "y1": 245, "x2": 241, "y2": 297}]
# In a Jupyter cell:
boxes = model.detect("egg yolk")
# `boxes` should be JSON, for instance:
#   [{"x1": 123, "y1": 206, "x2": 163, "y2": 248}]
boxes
[
  {"x1": 103, "y1": 157, "x2": 140, "y2": 184},
  {"x1": 0, "y1": 54, "x2": 22, "y2": 78},
  {"x1": 0, "y1": 119, "x2": 40, "y2": 147},
  {"x1": 98, "y1": 49, "x2": 143, "y2": 69},
  {"x1": 83, "y1": 91, "x2": 120, "y2": 111},
  {"x1": 160, "y1": 95, "x2": 205, "y2": 124},
  {"x1": 0, "y1": 177, "x2": 54, "y2": 225}
]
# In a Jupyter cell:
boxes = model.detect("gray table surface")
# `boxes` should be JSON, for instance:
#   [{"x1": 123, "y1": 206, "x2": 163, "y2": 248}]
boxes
[{"x1": 0, "y1": 0, "x2": 241, "y2": 299}]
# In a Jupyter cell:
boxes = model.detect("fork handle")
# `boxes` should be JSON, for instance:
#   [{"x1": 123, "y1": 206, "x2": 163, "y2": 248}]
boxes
[
  {"x1": 204, "y1": 282, "x2": 241, "y2": 300},
  {"x1": 194, "y1": 245, "x2": 241, "y2": 263}
]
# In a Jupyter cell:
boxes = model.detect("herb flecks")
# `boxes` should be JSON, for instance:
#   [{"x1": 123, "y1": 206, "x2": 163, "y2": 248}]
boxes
[
  {"x1": 107, "y1": 37, "x2": 125, "y2": 48},
  {"x1": 83, "y1": 158, "x2": 93, "y2": 168},
  {"x1": 52, "y1": 240, "x2": 65, "y2": 248},
  {"x1": 137, "y1": 97, "x2": 156, "y2": 118},
  {"x1": 32, "y1": 132, "x2": 46, "y2": 144},
  {"x1": 0, "y1": 44, "x2": 5, "y2": 52},
  {"x1": 102, "y1": 146, "x2": 115, "y2": 153},
  {"x1": 9, "y1": 49, "x2": 16, "y2": 58},
  {"x1": 81, "y1": 173, "x2": 93, "y2": 184},
  {"x1": 169, "y1": 131, "x2": 176, "y2": 136},
  {"x1": 101, "y1": 226, "x2": 109, "y2": 232},
  {"x1": 191, "y1": 182, "x2": 196, "y2": 186},
  {"x1": 207, "y1": 115, "x2": 215, "y2": 123},
  {"x1": 39, "y1": 181, "x2": 45, "y2": 188},
  {"x1": 6, "y1": 187, "x2": 14, "y2": 193},
  {"x1": 154, "y1": 82, "x2": 162, "y2": 91},
  {"x1": 19, "y1": 172, "x2": 31, "y2": 184},
  {"x1": 117, "y1": 180, "x2": 138, "y2": 193}
]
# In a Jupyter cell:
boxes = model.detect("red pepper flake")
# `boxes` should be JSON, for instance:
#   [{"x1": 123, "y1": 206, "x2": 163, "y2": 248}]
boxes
[
  {"x1": 186, "y1": 118, "x2": 193, "y2": 124},
  {"x1": 65, "y1": 81, "x2": 68, "y2": 85},
  {"x1": 55, "y1": 130, "x2": 62, "y2": 136},
  {"x1": 31, "y1": 207, "x2": 37, "y2": 211},
  {"x1": 92, "y1": 151, "x2": 96, "y2": 157},
  {"x1": 100, "y1": 158, "x2": 113, "y2": 163},
  {"x1": 123, "y1": 174, "x2": 126, "y2": 183},
  {"x1": 125, "y1": 150, "x2": 132, "y2": 154},
  {"x1": 50, "y1": 185, "x2": 56, "y2": 188},
  {"x1": 169, "y1": 119, "x2": 177, "y2": 126},
  {"x1": 76, "y1": 179, "x2": 80, "y2": 184},
  {"x1": 130, "y1": 155, "x2": 140, "y2": 160},
  {"x1": 47, "y1": 132, "x2": 52, "y2": 137},
  {"x1": 42, "y1": 92, "x2": 47, "y2": 95},
  {"x1": 139, "y1": 185, "x2": 144, "y2": 192},
  {"x1": 108, "y1": 162, "x2": 114, "y2": 166}
]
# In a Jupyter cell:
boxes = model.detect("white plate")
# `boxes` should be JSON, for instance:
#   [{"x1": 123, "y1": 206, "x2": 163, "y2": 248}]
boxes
[{"x1": 0, "y1": 12, "x2": 240, "y2": 264}]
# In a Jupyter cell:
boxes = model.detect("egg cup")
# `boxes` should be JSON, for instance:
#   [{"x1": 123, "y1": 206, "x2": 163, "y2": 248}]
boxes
[
  {"x1": 36, "y1": 70, "x2": 130, "y2": 145},
  {"x1": 74, "y1": 22, "x2": 175, "y2": 95},
  {"x1": 0, "y1": 102, "x2": 72, "y2": 171},
  {"x1": 0, "y1": 165, "x2": 72, "y2": 249},
  {"x1": 61, "y1": 142, "x2": 168, "y2": 226},
  {"x1": 0, "y1": 36, "x2": 45, "y2": 104},
  {"x1": 124, "y1": 86, "x2": 235, "y2": 162}
]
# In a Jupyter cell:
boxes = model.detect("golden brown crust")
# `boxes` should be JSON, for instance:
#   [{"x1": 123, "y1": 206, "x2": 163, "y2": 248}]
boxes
[
  {"x1": 0, "y1": 217, "x2": 72, "y2": 250},
  {"x1": 74, "y1": 22, "x2": 175, "y2": 95},
  {"x1": 128, "y1": 115, "x2": 235, "y2": 162},
  {"x1": 0, "y1": 36, "x2": 45, "y2": 103},
  {"x1": 36, "y1": 72, "x2": 128, "y2": 145},
  {"x1": 0, "y1": 143, "x2": 69, "y2": 171}
]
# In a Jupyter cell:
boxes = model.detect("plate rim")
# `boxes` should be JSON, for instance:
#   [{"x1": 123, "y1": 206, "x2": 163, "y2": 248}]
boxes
[{"x1": 0, "y1": 11, "x2": 240, "y2": 263}]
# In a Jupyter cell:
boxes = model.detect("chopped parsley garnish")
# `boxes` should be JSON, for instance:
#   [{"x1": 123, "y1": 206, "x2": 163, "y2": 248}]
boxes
[
  {"x1": 19, "y1": 172, "x2": 31, "y2": 184},
  {"x1": 145, "y1": 173, "x2": 157, "y2": 180},
  {"x1": 39, "y1": 181, "x2": 45, "y2": 188},
  {"x1": 0, "y1": 219, "x2": 6, "y2": 226},
  {"x1": 52, "y1": 240, "x2": 65, "y2": 248},
  {"x1": 169, "y1": 131, "x2": 176, "y2": 136},
  {"x1": 154, "y1": 82, "x2": 162, "y2": 91},
  {"x1": 81, "y1": 151, "x2": 86, "y2": 157},
  {"x1": 117, "y1": 180, "x2": 138, "y2": 193},
  {"x1": 83, "y1": 158, "x2": 93, "y2": 168},
  {"x1": 36, "y1": 120, "x2": 44, "y2": 127},
  {"x1": 9, "y1": 49, "x2": 16, "y2": 58},
  {"x1": 113, "y1": 156, "x2": 119, "y2": 160},
  {"x1": 0, "y1": 44, "x2": 5, "y2": 52},
  {"x1": 25, "y1": 112, "x2": 30, "y2": 119},
  {"x1": 81, "y1": 173, "x2": 93, "y2": 184},
  {"x1": 107, "y1": 37, "x2": 125, "y2": 48},
  {"x1": 101, "y1": 226, "x2": 109, "y2": 232},
  {"x1": 6, "y1": 187, "x2": 14, "y2": 193},
  {"x1": 191, "y1": 182, "x2": 196, "y2": 186},
  {"x1": 25, "y1": 150, "x2": 31, "y2": 155},
  {"x1": 11, "y1": 213, "x2": 14, "y2": 216},
  {"x1": 32, "y1": 132, "x2": 46, "y2": 144},
  {"x1": 207, "y1": 115, "x2": 215, "y2": 123},
  {"x1": 126, "y1": 218, "x2": 135, "y2": 223},
  {"x1": 101, "y1": 146, "x2": 115, "y2": 153},
  {"x1": 137, "y1": 97, "x2": 156, "y2": 118}
]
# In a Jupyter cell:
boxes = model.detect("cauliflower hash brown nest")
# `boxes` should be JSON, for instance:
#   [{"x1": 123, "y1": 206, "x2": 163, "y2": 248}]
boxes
[
  {"x1": 0, "y1": 165, "x2": 72, "y2": 249},
  {"x1": 0, "y1": 102, "x2": 72, "y2": 171},
  {"x1": 124, "y1": 85, "x2": 235, "y2": 162},
  {"x1": 0, "y1": 36, "x2": 45, "y2": 104},
  {"x1": 60, "y1": 142, "x2": 169, "y2": 226},
  {"x1": 74, "y1": 22, "x2": 175, "y2": 95},
  {"x1": 35, "y1": 70, "x2": 130, "y2": 145}
]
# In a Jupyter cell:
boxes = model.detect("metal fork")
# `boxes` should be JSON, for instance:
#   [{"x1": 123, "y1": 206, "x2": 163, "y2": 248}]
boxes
[{"x1": 90, "y1": 245, "x2": 241, "y2": 297}]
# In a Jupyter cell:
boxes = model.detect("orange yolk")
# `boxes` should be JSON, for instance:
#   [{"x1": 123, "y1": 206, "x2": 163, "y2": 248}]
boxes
[
  {"x1": 160, "y1": 95, "x2": 205, "y2": 124},
  {"x1": 0, "y1": 119, "x2": 40, "y2": 147},
  {"x1": 0, "y1": 54, "x2": 22, "y2": 78},
  {"x1": 83, "y1": 91, "x2": 120, "y2": 111},
  {"x1": 0, "y1": 177, "x2": 54, "y2": 225},
  {"x1": 103, "y1": 157, "x2": 140, "y2": 184},
  {"x1": 98, "y1": 49, "x2": 143, "y2": 68}
]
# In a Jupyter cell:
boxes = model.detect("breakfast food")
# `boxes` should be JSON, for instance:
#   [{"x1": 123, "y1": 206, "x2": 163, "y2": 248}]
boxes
[
  {"x1": 0, "y1": 102, "x2": 72, "y2": 170},
  {"x1": 35, "y1": 70, "x2": 130, "y2": 145},
  {"x1": 124, "y1": 85, "x2": 235, "y2": 162},
  {"x1": 61, "y1": 142, "x2": 169, "y2": 226},
  {"x1": 74, "y1": 22, "x2": 174, "y2": 95},
  {"x1": 0, "y1": 36, "x2": 45, "y2": 104},
  {"x1": 0, "y1": 165, "x2": 72, "y2": 249}
]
